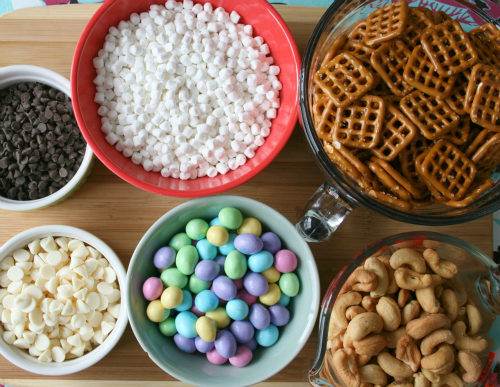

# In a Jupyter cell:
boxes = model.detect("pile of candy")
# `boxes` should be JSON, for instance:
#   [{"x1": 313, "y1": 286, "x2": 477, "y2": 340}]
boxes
[{"x1": 142, "y1": 207, "x2": 299, "y2": 367}]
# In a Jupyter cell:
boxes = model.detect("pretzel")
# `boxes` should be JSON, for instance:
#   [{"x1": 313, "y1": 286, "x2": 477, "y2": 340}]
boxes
[
  {"x1": 370, "y1": 156, "x2": 424, "y2": 198},
  {"x1": 471, "y1": 132, "x2": 500, "y2": 177},
  {"x1": 442, "y1": 116, "x2": 471, "y2": 146},
  {"x1": 333, "y1": 140, "x2": 374, "y2": 181},
  {"x1": 371, "y1": 39, "x2": 414, "y2": 97},
  {"x1": 415, "y1": 149, "x2": 450, "y2": 203},
  {"x1": 402, "y1": 8, "x2": 435, "y2": 50},
  {"x1": 312, "y1": 81, "x2": 328, "y2": 103},
  {"x1": 464, "y1": 128, "x2": 495, "y2": 157},
  {"x1": 371, "y1": 79, "x2": 393, "y2": 96},
  {"x1": 433, "y1": 10, "x2": 451, "y2": 25},
  {"x1": 372, "y1": 105, "x2": 418, "y2": 161},
  {"x1": 464, "y1": 64, "x2": 500, "y2": 112},
  {"x1": 445, "y1": 72, "x2": 469, "y2": 116},
  {"x1": 333, "y1": 94, "x2": 386, "y2": 149},
  {"x1": 468, "y1": 32, "x2": 500, "y2": 69},
  {"x1": 366, "y1": 160, "x2": 412, "y2": 201},
  {"x1": 421, "y1": 20, "x2": 479, "y2": 76},
  {"x1": 469, "y1": 23, "x2": 500, "y2": 58},
  {"x1": 420, "y1": 140, "x2": 477, "y2": 200},
  {"x1": 411, "y1": 197, "x2": 433, "y2": 207},
  {"x1": 348, "y1": 20, "x2": 368, "y2": 42},
  {"x1": 383, "y1": 95, "x2": 402, "y2": 108},
  {"x1": 364, "y1": 1, "x2": 409, "y2": 47},
  {"x1": 470, "y1": 80, "x2": 500, "y2": 132},
  {"x1": 314, "y1": 53, "x2": 375, "y2": 108},
  {"x1": 314, "y1": 96, "x2": 339, "y2": 140},
  {"x1": 322, "y1": 34, "x2": 348, "y2": 67},
  {"x1": 399, "y1": 90, "x2": 459, "y2": 140},
  {"x1": 440, "y1": 178, "x2": 494, "y2": 207},
  {"x1": 415, "y1": 7, "x2": 434, "y2": 21},
  {"x1": 403, "y1": 45, "x2": 457, "y2": 99},
  {"x1": 399, "y1": 132, "x2": 432, "y2": 191},
  {"x1": 367, "y1": 189, "x2": 413, "y2": 210},
  {"x1": 324, "y1": 141, "x2": 362, "y2": 181}
]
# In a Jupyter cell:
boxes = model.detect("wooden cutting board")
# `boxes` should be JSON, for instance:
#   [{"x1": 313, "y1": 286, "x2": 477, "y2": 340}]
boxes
[{"x1": 0, "y1": 4, "x2": 493, "y2": 387}]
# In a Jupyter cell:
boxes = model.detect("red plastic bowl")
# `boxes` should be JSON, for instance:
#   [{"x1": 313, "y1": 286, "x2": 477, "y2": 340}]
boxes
[{"x1": 71, "y1": 0, "x2": 300, "y2": 197}]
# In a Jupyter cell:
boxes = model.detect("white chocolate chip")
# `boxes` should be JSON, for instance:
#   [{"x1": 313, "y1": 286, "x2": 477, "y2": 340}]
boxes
[
  {"x1": 71, "y1": 314, "x2": 86, "y2": 330},
  {"x1": 92, "y1": 266, "x2": 104, "y2": 280},
  {"x1": 48, "y1": 326, "x2": 60, "y2": 339},
  {"x1": 55, "y1": 238, "x2": 69, "y2": 252},
  {"x1": 98, "y1": 258, "x2": 109, "y2": 268},
  {"x1": 23, "y1": 331, "x2": 36, "y2": 345},
  {"x1": 29, "y1": 308, "x2": 43, "y2": 325},
  {"x1": 35, "y1": 333, "x2": 50, "y2": 351},
  {"x1": 40, "y1": 237, "x2": 58, "y2": 252},
  {"x1": 73, "y1": 265, "x2": 88, "y2": 278},
  {"x1": 72, "y1": 246, "x2": 89, "y2": 259},
  {"x1": 60, "y1": 338, "x2": 71, "y2": 354},
  {"x1": 76, "y1": 299, "x2": 90, "y2": 314},
  {"x1": 58, "y1": 315, "x2": 71, "y2": 325},
  {"x1": 7, "y1": 280, "x2": 23, "y2": 295},
  {"x1": 67, "y1": 333, "x2": 82, "y2": 347},
  {"x1": 52, "y1": 346, "x2": 66, "y2": 363},
  {"x1": 46, "y1": 251, "x2": 62, "y2": 266},
  {"x1": 13, "y1": 249, "x2": 31, "y2": 262},
  {"x1": 2, "y1": 294, "x2": 15, "y2": 310},
  {"x1": 7, "y1": 266, "x2": 24, "y2": 282},
  {"x1": 85, "y1": 260, "x2": 99, "y2": 276},
  {"x1": 61, "y1": 300, "x2": 76, "y2": 316},
  {"x1": 74, "y1": 288, "x2": 88, "y2": 301},
  {"x1": 16, "y1": 262, "x2": 32, "y2": 273},
  {"x1": 33, "y1": 255, "x2": 45, "y2": 269},
  {"x1": 68, "y1": 239, "x2": 84, "y2": 252},
  {"x1": 0, "y1": 257, "x2": 14, "y2": 271},
  {"x1": 57, "y1": 284, "x2": 73, "y2": 299},
  {"x1": 38, "y1": 348, "x2": 52, "y2": 362},
  {"x1": 106, "y1": 289, "x2": 121, "y2": 304},
  {"x1": 70, "y1": 343, "x2": 85, "y2": 357},
  {"x1": 24, "y1": 285, "x2": 43, "y2": 301},
  {"x1": 86, "y1": 292, "x2": 100, "y2": 310},
  {"x1": 49, "y1": 300, "x2": 64, "y2": 315},
  {"x1": 107, "y1": 304, "x2": 121, "y2": 319},
  {"x1": 1, "y1": 309, "x2": 12, "y2": 324},
  {"x1": 40, "y1": 265, "x2": 56, "y2": 280},
  {"x1": 45, "y1": 277, "x2": 59, "y2": 295},
  {"x1": 97, "y1": 282, "x2": 113, "y2": 296},
  {"x1": 13, "y1": 322, "x2": 25, "y2": 338},
  {"x1": 35, "y1": 277, "x2": 47, "y2": 290},
  {"x1": 13, "y1": 338, "x2": 30, "y2": 349},
  {"x1": 43, "y1": 313, "x2": 59, "y2": 327},
  {"x1": 28, "y1": 239, "x2": 41, "y2": 255},
  {"x1": 101, "y1": 321, "x2": 115, "y2": 336},
  {"x1": 14, "y1": 293, "x2": 32, "y2": 311},
  {"x1": 11, "y1": 311, "x2": 27, "y2": 325},
  {"x1": 72, "y1": 277, "x2": 85, "y2": 292},
  {"x1": 87, "y1": 246, "x2": 101, "y2": 259},
  {"x1": 97, "y1": 294, "x2": 109, "y2": 312},
  {"x1": 3, "y1": 331, "x2": 15, "y2": 345}
]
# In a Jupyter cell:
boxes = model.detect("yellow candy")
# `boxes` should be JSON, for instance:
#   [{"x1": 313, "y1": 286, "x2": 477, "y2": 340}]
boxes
[
  {"x1": 261, "y1": 266, "x2": 281, "y2": 283},
  {"x1": 259, "y1": 283, "x2": 281, "y2": 306},
  {"x1": 160, "y1": 286, "x2": 183, "y2": 309},
  {"x1": 205, "y1": 306, "x2": 231, "y2": 329},
  {"x1": 147, "y1": 300, "x2": 169, "y2": 322},
  {"x1": 196, "y1": 316, "x2": 217, "y2": 342},
  {"x1": 206, "y1": 225, "x2": 229, "y2": 247},
  {"x1": 237, "y1": 218, "x2": 262, "y2": 236}
]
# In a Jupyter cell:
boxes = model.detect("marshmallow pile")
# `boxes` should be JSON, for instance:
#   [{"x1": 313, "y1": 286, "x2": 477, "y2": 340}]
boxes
[
  {"x1": 93, "y1": 0, "x2": 281, "y2": 180},
  {"x1": 0, "y1": 237, "x2": 120, "y2": 362}
]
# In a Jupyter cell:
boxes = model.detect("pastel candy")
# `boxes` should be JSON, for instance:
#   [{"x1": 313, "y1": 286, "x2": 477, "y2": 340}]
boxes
[
  {"x1": 235, "y1": 288, "x2": 258, "y2": 306},
  {"x1": 196, "y1": 238, "x2": 217, "y2": 260},
  {"x1": 153, "y1": 246, "x2": 176, "y2": 269},
  {"x1": 230, "y1": 320, "x2": 255, "y2": 343},
  {"x1": 147, "y1": 300, "x2": 169, "y2": 323},
  {"x1": 196, "y1": 316, "x2": 217, "y2": 342},
  {"x1": 256, "y1": 324, "x2": 279, "y2": 347},
  {"x1": 169, "y1": 233, "x2": 192, "y2": 252},
  {"x1": 243, "y1": 272, "x2": 268, "y2": 297},
  {"x1": 176, "y1": 245, "x2": 199, "y2": 275},
  {"x1": 160, "y1": 268, "x2": 188, "y2": 289},
  {"x1": 214, "y1": 330, "x2": 237, "y2": 359},
  {"x1": 207, "y1": 347, "x2": 228, "y2": 365},
  {"x1": 234, "y1": 233, "x2": 263, "y2": 255},
  {"x1": 159, "y1": 317, "x2": 177, "y2": 337},
  {"x1": 226, "y1": 299, "x2": 249, "y2": 321},
  {"x1": 161, "y1": 286, "x2": 183, "y2": 309},
  {"x1": 218, "y1": 233, "x2": 237, "y2": 256},
  {"x1": 249, "y1": 303, "x2": 270, "y2": 330},
  {"x1": 224, "y1": 250, "x2": 247, "y2": 280},
  {"x1": 229, "y1": 346, "x2": 253, "y2": 367},
  {"x1": 279, "y1": 273, "x2": 300, "y2": 297},
  {"x1": 174, "y1": 289, "x2": 193, "y2": 312},
  {"x1": 218, "y1": 207, "x2": 243, "y2": 229},
  {"x1": 174, "y1": 311, "x2": 198, "y2": 339},
  {"x1": 186, "y1": 218, "x2": 209, "y2": 240},
  {"x1": 259, "y1": 283, "x2": 281, "y2": 306},
  {"x1": 237, "y1": 218, "x2": 262, "y2": 236},
  {"x1": 248, "y1": 251, "x2": 273, "y2": 273},
  {"x1": 195, "y1": 290, "x2": 219, "y2": 313},
  {"x1": 261, "y1": 232, "x2": 281, "y2": 254},
  {"x1": 142, "y1": 277, "x2": 163, "y2": 301},
  {"x1": 240, "y1": 336, "x2": 258, "y2": 351},
  {"x1": 195, "y1": 335, "x2": 215, "y2": 353},
  {"x1": 212, "y1": 275, "x2": 237, "y2": 301},
  {"x1": 274, "y1": 250, "x2": 298, "y2": 273},
  {"x1": 174, "y1": 333, "x2": 196, "y2": 353},
  {"x1": 195, "y1": 260, "x2": 220, "y2": 281}
]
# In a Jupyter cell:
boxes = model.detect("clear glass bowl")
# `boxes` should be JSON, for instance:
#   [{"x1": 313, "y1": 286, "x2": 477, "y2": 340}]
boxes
[
  {"x1": 297, "y1": 0, "x2": 500, "y2": 242},
  {"x1": 308, "y1": 231, "x2": 500, "y2": 387}
]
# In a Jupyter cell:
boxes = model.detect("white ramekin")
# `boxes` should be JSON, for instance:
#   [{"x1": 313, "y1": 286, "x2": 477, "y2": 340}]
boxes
[
  {"x1": 0, "y1": 225, "x2": 128, "y2": 375},
  {"x1": 0, "y1": 65, "x2": 94, "y2": 211}
]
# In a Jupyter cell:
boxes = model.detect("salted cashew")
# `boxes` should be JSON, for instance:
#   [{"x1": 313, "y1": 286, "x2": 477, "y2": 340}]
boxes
[
  {"x1": 381, "y1": 326, "x2": 407, "y2": 349},
  {"x1": 420, "y1": 329, "x2": 455, "y2": 356},
  {"x1": 332, "y1": 292, "x2": 363, "y2": 329},
  {"x1": 420, "y1": 344, "x2": 455, "y2": 374},
  {"x1": 398, "y1": 289, "x2": 413, "y2": 308},
  {"x1": 422, "y1": 369, "x2": 462, "y2": 387},
  {"x1": 387, "y1": 381, "x2": 413, "y2": 387},
  {"x1": 456, "y1": 306, "x2": 466, "y2": 323},
  {"x1": 362, "y1": 296, "x2": 379, "y2": 313},
  {"x1": 415, "y1": 275, "x2": 442, "y2": 314},
  {"x1": 376, "y1": 297, "x2": 401, "y2": 332},
  {"x1": 344, "y1": 333, "x2": 354, "y2": 348},
  {"x1": 378, "y1": 256, "x2": 399, "y2": 294},
  {"x1": 406, "y1": 314, "x2": 450, "y2": 340},
  {"x1": 434, "y1": 285, "x2": 443, "y2": 299},
  {"x1": 395, "y1": 268, "x2": 433, "y2": 290},
  {"x1": 359, "y1": 364, "x2": 388, "y2": 387},
  {"x1": 329, "y1": 321, "x2": 347, "y2": 341},
  {"x1": 390, "y1": 249, "x2": 427, "y2": 274},
  {"x1": 422, "y1": 249, "x2": 458, "y2": 279},
  {"x1": 328, "y1": 337, "x2": 344, "y2": 352},
  {"x1": 365, "y1": 257, "x2": 390, "y2": 298},
  {"x1": 452, "y1": 321, "x2": 488, "y2": 353},
  {"x1": 356, "y1": 354, "x2": 372, "y2": 367},
  {"x1": 465, "y1": 302, "x2": 483, "y2": 336},
  {"x1": 333, "y1": 348, "x2": 361, "y2": 387},
  {"x1": 457, "y1": 350, "x2": 482, "y2": 383},
  {"x1": 396, "y1": 334, "x2": 421, "y2": 372},
  {"x1": 347, "y1": 306, "x2": 368, "y2": 321},
  {"x1": 442, "y1": 280, "x2": 467, "y2": 306},
  {"x1": 413, "y1": 372, "x2": 430, "y2": 387},
  {"x1": 346, "y1": 312, "x2": 384, "y2": 341},
  {"x1": 440, "y1": 289, "x2": 459, "y2": 322},
  {"x1": 401, "y1": 300, "x2": 421, "y2": 325},
  {"x1": 341, "y1": 270, "x2": 378, "y2": 294},
  {"x1": 377, "y1": 351, "x2": 414, "y2": 379},
  {"x1": 353, "y1": 334, "x2": 387, "y2": 357},
  {"x1": 419, "y1": 310, "x2": 431, "y2": 319}
]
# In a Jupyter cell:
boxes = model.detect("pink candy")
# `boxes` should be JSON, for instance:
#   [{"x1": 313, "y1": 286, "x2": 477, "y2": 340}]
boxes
[
  {"x1": 207, "y1": 347, "x2": 228, "y2": 365},
  {"x1": 229, "y1": 346, "x2": 253, "y2": 367},
  {"x1": 235, "y1": 288, "x2": 257, "y2": 306},
  {"x1": 190, "y1": 305, "x2": 205, "y2": 317},
  {"x1": 274, "y1": 250, "x2": 297, "y2": 273},
  {"x1": 142, "y1": 277, "x2": 163, "y2": 301}
]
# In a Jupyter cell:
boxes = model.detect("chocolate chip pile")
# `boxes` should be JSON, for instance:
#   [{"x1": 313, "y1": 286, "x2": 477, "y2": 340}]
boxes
[{"x1": 0, "y1": 83, "x2": 86, "y2": 201}]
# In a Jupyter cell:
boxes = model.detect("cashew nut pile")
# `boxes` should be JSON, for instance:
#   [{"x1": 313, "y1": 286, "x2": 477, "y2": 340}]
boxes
[{"x1": 321, "y1": 248, "x2": 488, "y2": 387}]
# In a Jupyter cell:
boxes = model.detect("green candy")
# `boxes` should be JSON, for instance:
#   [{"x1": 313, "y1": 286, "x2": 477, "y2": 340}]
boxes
[
  {"x1": 189, "y1": 273, "x2": 211, "y2": 294},
  {"x1": 186, "y1": 219, "x2": 209, "y2": 240},
  {"x1": 160, "y1": 268, "x2": 188, "y2": 289},
  {"x1": 218, "y1": 207, "x2": 243, "y2": 230},
  {"x1": 169, "y1": 233, "x2": 192, "y2": 252},
  {"x1": 176, "y1": 245, "x2": 199, "y2": 275},
  {"x1": 159, "y1": 317, "x2": 177, "y2": 337},
  {"x1": 224, "y1": 250, "x2": 247, "y2": 280},
  {"x1": 279, "y1": 273, "x2": 300, "y2": 297}
]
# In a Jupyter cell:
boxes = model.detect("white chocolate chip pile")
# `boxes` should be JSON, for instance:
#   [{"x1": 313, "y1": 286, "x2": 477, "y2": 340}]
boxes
[
  {"x1": 0, "y1": 237, "x2": 120, "y2": 362},
  {"x1": 93, "y1": 0, "x2": 281, "y2": 180}
]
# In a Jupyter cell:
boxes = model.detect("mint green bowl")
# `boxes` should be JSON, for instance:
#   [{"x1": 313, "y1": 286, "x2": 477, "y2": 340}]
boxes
[{"x1": 126, "y1": 196, "x2": 320, "y2": 387}]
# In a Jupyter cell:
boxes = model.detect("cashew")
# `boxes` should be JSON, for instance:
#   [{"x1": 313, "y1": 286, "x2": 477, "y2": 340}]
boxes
[
  {"x1": 332, "y1": 292, "x2": 363, "y2": 329},
  {"x1": 420, "y1": 344, "x2": 455, "y2": 374},
  {"x1": 356, "y1": 354, "x2": 372, "y2": 367},
  {"x1": 334, "y1": 348, "x2": 361, "y2": 387},
  {"x1": 456, "y1": 306, "x2": 466, "y2": 323},
  {"x1": 365, "y1": 257, "x2": 390, "y2": 298},
  {"x1": 465, "y1": 303, "x2": 483, "y2": 336},
  {"x1": 395, "y1": 268, "x2": 433, "y2": 290},
  {"x1": 396, "y1": 334, "x2": 421, "y2": 372},
  {"x1": 328, "y1": 337, "x2": 344, "y2": 352},
  {"x1": 398, "y1": 289, "x2": 413, "y2": 308},
  {"x1": 359, "y1": 364, "x2": 388, "y2": 386},
  {"x1": 387, "y1": 381, "x2": 413, "y2": 387},
  {"x1": 406, "y1": 314, "x2": 450, "y2": 340},
  {"x1": 344, "y1": 333, "x2": 354, "y2": 348},
  {"x1": 346, "y1": 312, "x2": 384, "y2": 341},
  {"x1": 347, "y1": 306, "x2": 368, "y2": 321},
  {"x1": 341, "y1": 270, "x2": 378, "y2": 294},
  {"x1": 419, "y1": 310, "x2": 431, "y2": 319},
  {"x1": 416, "y1": 275, "x2": 442, "y2": 314},
  {"x1": 401, "y1": 300, "x2": 421, "y2": 325},
  {"x1": 422, "y1": 249, "x2": 458, "y2": 279},
  {"x1": 420, "y1": 329, "x2": 455, "y2": 356},
  {"x1": 413, "y1": 372, "x2": 430, "y2": 387},
  {"x1": 377, "y1": 351, "x2": 414, "y2": 379},
  {"x1": 390, "y1": 249, "x2": 427, "y2": 274},
  {"x1": 422, "y1": 370, "x2": 462, "y2": 387},
  {"x1": 452, "y1": 321, "x2": 488, "y2": 353},
  {"x1": 353, "y1": 334, "x2": 387, "y2": 357},
  {"x1": 440, "y1": 289, "x2": 459, "y2": 322},
  {"x1": 329, "y1": 322, "x2": 347, "y2": 341},
  {"x1": 376, "y1": 296, "x2": 401, "y2": 332},
  {"x1": 434, "y1": 285, "x2": 443, "y2": 299},
  {"x1": 457, "y1": 350, "x2": 482, "y2": 383},
  {"x1": 362, "y1": 296, "x2": 379, "y2": 313},
  {"x1": 442, "y1": 280, "x2": 467, "y2": 306},
  {"x1": 378, "y1": 256, "x2": 399, "y2": 294}
]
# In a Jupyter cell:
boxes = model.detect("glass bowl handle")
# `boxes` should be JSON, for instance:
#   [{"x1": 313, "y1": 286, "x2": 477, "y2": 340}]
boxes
[{"x1": 296, "y1": 181, "x2": 358, "y2": 242}]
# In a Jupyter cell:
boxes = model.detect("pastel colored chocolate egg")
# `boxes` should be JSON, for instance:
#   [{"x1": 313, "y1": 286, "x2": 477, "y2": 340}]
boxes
[
  {"x1": 269, "y1": 304, "x2": 290, "y2": 326},
  {"x1": 235, "y1": 288, "x2": 258, "y2": 306},
  {"x1": 160, "y1": 268, "x2": 188, "y2": 289},
  {"x1": 142, "y1": 277, "x2": 163, "y2": 301},
  {"x1": 249, "y1": 303, "x2": 270, "y2": 330},
  {"x1": 205, "y1": 306, "x2": 231, "y2": 329},
  {"x1": 147, "y1": 300, "x2": 169, "y2": 323},
  {"x1": 256, "y1": 324, "x2": 279, "y2": 347},
  {"x1": 226, "y1": 299, "x2": 249, "y2": 320},
  {"x1": 240, "y1": 336, "x2": 258, "y2": 351},
  {"x1": 279, "y1": 272, "x2": 300, "y2": 297},
  {"x1": 169, "y1": 233, "x2": 192, "y2": 252},
  {"x1": 230, "y1": 320, "x2": 255, "y2": 343},
  {"x1": 274, "y1": 249, "x2": 298, "y2": 273},
  {"x1": 243, "y1": 272, "x2": 269, "y2": 297},
  {"x1": 195, "y1": 335, "x2": 215, "y2": 353},
  {"x1": 259, "y1": 283, "x2": 281, "y2": 306},
  {"x1": 186, "y1": 218, "x2": 209, "y2": 240},
  {"x1": 261, "y1": 266, "x2": 281, "y2": 283},
  {"x1": 207, "y1": 347, "x2": 228, "y2": 365},
  {"x1": 234, "y1": 233, "x2": 263, "y2": 255},
  {"x1": 206, "y1": 225, "x2": 229, "y2": 247},
  {"x1": 190, "y1": 304, "x2": 205, "y2": 317},
  {"x1": 233, "y1": 277, "x2": 244, "y2": 289},
  {"x1": 195, "y1": 290, "x2": 219, "y2": 313},
  {"x1": 214, "y1": 255, "x2": 226, "y2": 276},
  {"x1": 218, "y1": 233, "x2": 237, "y2": 256},
  {"x1": 248, "y1": 251, "x2": 273, "y2": 273},
  {"x1": 261, "y1": 232, "x2": 282, "y2": 254},
  {"x1": 176, "y1": 245, "x2": 199, "y2": 275},
  {"x1": 173, "y1": 333, "x2": 196, "y2": 353},
  {"x1": 174, "y1": 311, "x2": 198, "y2": 338},
  {"x1": 237, "y1": 218, "x2": 262, "y2": 236},
  {"x1": 196, "y1": 238, "x2": 217, "y2": 260},
  {"x1": 195, "y1": 260, "x2": 220, "y2": 281},
  {"x1": 209, "y1": 217, "x2": 227, "y2": 229},
  {"x1": 196, "y1": 316, "x2": 217, "y2": 342},
  {"x1": 153, "y1": 246, "x2": 176, "y2": 270},
  {"x1": 161, "y1": 286, "x2": 184, "y2": 309},
  {"x1": 188, "y1": 273, "x2": 211, "y2": 294},
  {"x1": 224, "y1": 250, "x2": 247, "y2": 280},
  {"x1": 218, "y1": 207, "x2": 243, "y2": 229},
  {"x1": 277, "y1": 293, "x2": 291, "y2": 307},
  {"x1": 174, "y1": 289, "x2": 193, "y2": 312},
  {"x1": 214, "y1": 330, "x2": 237, "y2": 358},
  {"x1": 212, "y1": 275, "x2": 237, "y2": 301},
  {"x1": 159, "y1": 317, "x2": 177, "y2": 337},
  {"x1": 229, "y1": 346, "x2": 253, "y2": 367}
]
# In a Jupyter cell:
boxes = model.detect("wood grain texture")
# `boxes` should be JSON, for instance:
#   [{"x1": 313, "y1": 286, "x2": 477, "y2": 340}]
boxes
[{"x1": 0, "y1": 4, "x2": 493, "y2": 386}]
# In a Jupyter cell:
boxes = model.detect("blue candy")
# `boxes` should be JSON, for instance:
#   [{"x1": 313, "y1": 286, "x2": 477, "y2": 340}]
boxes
[
  {"x1": 195, "y1": 290, "x2": 219, "y2": 313},
  {"x1": 226, "y1": 299, "x2": 249, "y2": 321},
  {"x1": 277, "y1": 293, "x2": 290, "y2": 307},
  {"x1": 255, "y1": 324, "x2": 279, "y2": 347},
  {"x1": 209, "y1": 217, "x2": 228, "y2": 230},
  {"x1": 218, "y1": 233, "x2": 237, "y2": 255},
  {"x1": 196, "y1": 238, "x2": 217, "y2": 260},
  {"x1": 175, "y1": 289, "x2": 193, "y2": 312},
  {"x1": 248, "y1": 251, "x2": 274, "y2": 273},
  {"x1": 174, "y1": 311, "x2": 198, "y2": 339}
]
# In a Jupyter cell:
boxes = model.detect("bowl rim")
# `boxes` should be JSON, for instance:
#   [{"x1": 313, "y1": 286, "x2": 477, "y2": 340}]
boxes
[
  {"x1": 71, "y1": 0, "x2": 301, "y2": 198},
  {"x1": 0, "y1": 225, "x2": 128, "y2": 375},
  {"x1": 125, "y1": 195, "x2": 320, "y2": 386},
  {"x1": 0, "y1": 65, "x2": 94, "y2": 211}
]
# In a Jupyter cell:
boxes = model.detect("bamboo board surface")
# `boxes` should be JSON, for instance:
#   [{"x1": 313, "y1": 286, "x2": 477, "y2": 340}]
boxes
[{"x1": 0, "y1": 4, "x2": 493, "y2": 387}]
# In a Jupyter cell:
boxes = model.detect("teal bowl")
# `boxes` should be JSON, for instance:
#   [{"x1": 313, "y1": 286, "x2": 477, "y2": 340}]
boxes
[{"x1": 126, "y1": 196, "x2": 320, "y2": 387}]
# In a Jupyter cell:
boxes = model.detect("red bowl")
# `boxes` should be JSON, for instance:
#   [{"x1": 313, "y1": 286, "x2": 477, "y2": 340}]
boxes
[{"x1": 71, "y1": 0, "x2": 300, "y2": 197}]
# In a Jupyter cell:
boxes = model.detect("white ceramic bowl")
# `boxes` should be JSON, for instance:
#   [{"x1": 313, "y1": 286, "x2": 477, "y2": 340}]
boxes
[
  {"x1": 0, "y1": 225, "x2": 128, "y2": 375},
  {"x1": 0, "y1": 65, "x2": 94, "y2": 211}
]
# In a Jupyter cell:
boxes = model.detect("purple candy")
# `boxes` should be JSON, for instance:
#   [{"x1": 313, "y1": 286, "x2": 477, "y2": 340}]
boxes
[
  {"x1": 269, "y1": 304, "x2": 290, "y2": 326},
  {"x1": 261, "y1": 232, "x2": 282, "y2": 254},
  {"x1": 212, "y1": 275, "x2": 237, "y2": 301},
  {"x1": 153, "y1": 246, "x2": 176, "y2": 269},
  {"x1": 214, "y1": 330, "x2": 237, "y2": 359},
  {"x1": 195, "y1": 260, "x2": 220, "y2": 281},
  {"x1": 214, "y1": 255, "x2": 226, "y2": 276},
  {"x1": 240, "y1": 337, "x2": 258, "y2": 351},
  {"x1": 249, "y1": 303, "x2": 271, "y2": 330},
  {"x1": 234, "y1": 233, "x2": 263, "y2": 255},
  {"x1": 195, "y1": 336, "x2": 215, "y2": 353},
  {"x1": 230, "y1": 320, "x2": 255, "y2": 343},
  {"x1": 174, "y1": 333, "x2": 196, "y2": 353},
  {"x1": 243, "y1": 272, "x2": 269, "y2": 297}
]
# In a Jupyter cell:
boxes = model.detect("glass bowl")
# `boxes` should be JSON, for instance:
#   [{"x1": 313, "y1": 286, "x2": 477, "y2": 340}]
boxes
[
  {"x1": 307, "y1": 231, "x2": 500, "y2": 387},
  {"x1": 297, "y1": 0, "x2": 500, "y2": 242}
]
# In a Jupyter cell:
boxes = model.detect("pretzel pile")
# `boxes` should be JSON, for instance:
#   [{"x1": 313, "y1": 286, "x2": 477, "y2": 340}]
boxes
[{"x1": 313, "y1": 1, "x2": 500, "y2": 209}]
